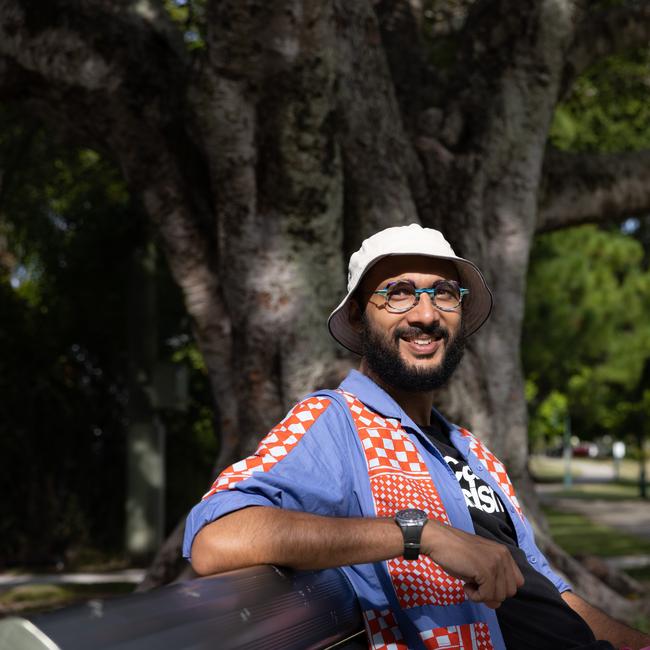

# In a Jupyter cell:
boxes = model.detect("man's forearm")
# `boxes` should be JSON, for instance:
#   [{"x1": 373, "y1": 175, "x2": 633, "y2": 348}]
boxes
[
  {"x1": 190, "y1": 506, "x2": 523, "y2": 609},
  {"x1": 562, "y1": 591, "x2": 650, "y2": 650},
  {"x1": 191, "y1": 506, "x2": 404, "y2": 575}
]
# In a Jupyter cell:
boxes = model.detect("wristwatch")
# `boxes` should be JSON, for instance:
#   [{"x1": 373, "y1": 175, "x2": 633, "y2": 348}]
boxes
[{"x1": 394, "y1": 508, "x2": 428, "y2": 560}]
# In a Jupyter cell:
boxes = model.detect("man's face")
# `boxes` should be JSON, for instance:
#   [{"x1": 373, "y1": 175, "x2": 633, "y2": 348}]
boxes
[{"x1": 356, "y1": 256, "x2": 466, "y2": 392}]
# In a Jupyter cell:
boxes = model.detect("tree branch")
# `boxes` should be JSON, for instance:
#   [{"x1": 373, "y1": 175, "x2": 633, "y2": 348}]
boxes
[
  {"x1": 537, "y1": 148, "x2": 650, "y2": 232},
  {"x1": 563, "y1": 2, "x2": 650, "y2": 93}
]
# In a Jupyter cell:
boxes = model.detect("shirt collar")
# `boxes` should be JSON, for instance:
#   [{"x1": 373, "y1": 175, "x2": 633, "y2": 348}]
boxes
[{"x1": 339, "y1": 369, "x2": 457, "y2": 435}]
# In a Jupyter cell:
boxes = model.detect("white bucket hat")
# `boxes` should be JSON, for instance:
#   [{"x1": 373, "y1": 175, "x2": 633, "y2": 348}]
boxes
[{"x1": 327, "y1": 223, "x2": 493, "y2": 354}]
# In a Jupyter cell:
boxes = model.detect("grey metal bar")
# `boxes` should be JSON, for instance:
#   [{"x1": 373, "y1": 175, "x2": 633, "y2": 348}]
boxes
[{"x1": 0, "y1": 566, "x2": 365, "y2": 650}]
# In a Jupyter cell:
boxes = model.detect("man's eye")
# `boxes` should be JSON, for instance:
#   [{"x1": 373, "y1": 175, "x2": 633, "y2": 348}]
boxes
[
  {"x1": 435, "y1": 283, "x2": 460, "y2": 300},
  {"x1": 388, "y1": 284, "x2": 414, "y2": 299}
]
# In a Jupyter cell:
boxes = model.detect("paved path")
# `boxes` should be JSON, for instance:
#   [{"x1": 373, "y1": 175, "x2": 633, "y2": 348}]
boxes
[{"x1": 536, "y1": 479, "x2": 650, "y2": 570}]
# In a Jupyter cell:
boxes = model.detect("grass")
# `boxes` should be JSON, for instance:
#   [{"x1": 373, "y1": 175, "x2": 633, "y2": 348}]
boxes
[
  {"x1": 543, "y1": 505, "x2": 650, "y2": 632},
  {"x1": 543, "y1": 507, "x2": 650, "y2": 558},
  {"x1": 627, "y1": 566, "x2": 650, "y2": 582},
  {"x1": 0, "y1": 583, "x2": 136, "y2": 617}
]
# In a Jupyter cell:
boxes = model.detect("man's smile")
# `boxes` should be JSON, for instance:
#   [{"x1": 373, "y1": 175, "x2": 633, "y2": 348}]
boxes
[{"x1": 395, "y1": 325, "x2": 448, "y2": 357}]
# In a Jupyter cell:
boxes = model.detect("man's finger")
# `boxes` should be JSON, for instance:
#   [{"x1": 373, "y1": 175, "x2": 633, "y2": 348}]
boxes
[{"x1": 464, "y1": 583, "x2": 502, "y2": 609}]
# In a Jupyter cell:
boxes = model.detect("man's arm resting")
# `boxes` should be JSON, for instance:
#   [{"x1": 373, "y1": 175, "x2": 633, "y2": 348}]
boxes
[
  {"x1": 191, "y1": 506, "x2": 404, "y2": 574},
  {"x1": 562, "y1": 591, "x2": 650, "y2": 650},
  {"x1": 190, "y1": 506, "x2": 523, "y2": 609}
]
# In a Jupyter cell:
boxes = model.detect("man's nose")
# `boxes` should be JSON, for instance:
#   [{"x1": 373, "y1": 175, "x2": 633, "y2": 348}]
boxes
[{"x1": 407, "y1": 292, "x2": 440, "y2": 324}]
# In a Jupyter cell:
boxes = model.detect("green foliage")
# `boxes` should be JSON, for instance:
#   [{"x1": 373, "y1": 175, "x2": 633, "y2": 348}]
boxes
[
  {"x1": 550, "y1": 49, "x2": 650, "y2": 152},
  {"x1": 523, "y1": 225, "x2": 650, "y2": 442},
  {"x1": 420, "y1": 0, "x2": 464, "y2": 72},
  {"x1": 527, "y1": 388, "x2": 568, "y2": 450},
  {"x1": 162, "y1": 0, "x2": 206, "y2": 50},
  {"x1": 0, "y1": 107, "x2": 216, "y2": 565}
]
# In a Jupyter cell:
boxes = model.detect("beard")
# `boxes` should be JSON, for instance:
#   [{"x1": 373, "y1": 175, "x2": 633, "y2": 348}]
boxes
[{"x1": 361, "y1": 314, "x2": 466, "y2": 392}]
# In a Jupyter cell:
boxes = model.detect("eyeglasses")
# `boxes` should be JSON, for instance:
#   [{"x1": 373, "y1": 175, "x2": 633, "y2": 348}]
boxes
[{"x1": 373, "y1": 279, "x2": 469, "y2": 314}]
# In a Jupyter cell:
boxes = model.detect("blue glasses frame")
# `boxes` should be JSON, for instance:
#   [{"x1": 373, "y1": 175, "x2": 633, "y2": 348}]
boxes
[{"x1": 373, "y1": 280, "x2": 469, "y2": 313}]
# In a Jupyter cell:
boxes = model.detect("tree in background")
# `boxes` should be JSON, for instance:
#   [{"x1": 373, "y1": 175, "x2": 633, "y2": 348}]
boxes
[
  {"x1": 524, "y1": 225, "x2": 650, "y2": 447},
  {"x1": 0, "y1": 115, "x2": 217, "y2": 565},
  {"x1": 524, "y1": 43, "x2": 650, "y2": 457},
  {"x1": 1, "y1": 0, "x2": 650, "y2": 613}
]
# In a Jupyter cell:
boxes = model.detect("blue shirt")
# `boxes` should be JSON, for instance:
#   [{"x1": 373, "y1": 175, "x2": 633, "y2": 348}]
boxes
[{"x1": 184, "y1": 370, "x2": 570, "y2": 650}]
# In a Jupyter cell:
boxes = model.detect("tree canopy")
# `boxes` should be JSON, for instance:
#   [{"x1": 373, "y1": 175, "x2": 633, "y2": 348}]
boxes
[{"x1": 524, "y1": 224, "x2": 650, "y2": 445}]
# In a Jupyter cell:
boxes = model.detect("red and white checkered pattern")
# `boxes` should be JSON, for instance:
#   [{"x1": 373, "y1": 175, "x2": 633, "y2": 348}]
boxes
[
  {"x1": 371, "y1": 473, "x2": 448, "y2": 522},
  {"x1": 338, "y1": 391, "x2": 430, "y2": 478},
  {"x1": 458, "y1": 428, "x2": 523, "y2": 519},
  {"x1": 420, "y1": 622, "x2": 493, "y2": 649},
  {"x1": 389, "y1": 554, "x2": 466, "y2": 607},
  {"x1": 364, "y1": 608, "x2": 408, "y2": 650},
  {"x1": 202, "y1": 396, "x2": 331, "y2": 499},
  {"x1": 340, "y1": 390, "x2": 466, "y2": 608}
]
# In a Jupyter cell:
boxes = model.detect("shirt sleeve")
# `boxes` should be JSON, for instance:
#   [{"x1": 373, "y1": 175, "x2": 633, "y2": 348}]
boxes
[
  {"x1": 527, "y1": 534, "x2": 573, "y2": 593},
  {"x1": 183, "y1": 395, "x2": 358, "y2": 560}
]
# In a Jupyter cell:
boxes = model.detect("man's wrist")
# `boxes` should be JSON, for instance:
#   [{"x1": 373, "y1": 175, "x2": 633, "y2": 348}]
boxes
[
  {"x1": 419, "y1": 518, "x2": 445, "y2": 557},
  {"x1": 394, "y1": 509, "x2": 428, "y2": 560}
]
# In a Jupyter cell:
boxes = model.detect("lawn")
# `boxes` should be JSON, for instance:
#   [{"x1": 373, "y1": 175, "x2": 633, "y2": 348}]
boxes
[
  {"x1": 543, "y1": 507, "x2": 650, "y2": 558},
  {"x1": 0, "y1": 582, "x2": 136, "y2": 617}
]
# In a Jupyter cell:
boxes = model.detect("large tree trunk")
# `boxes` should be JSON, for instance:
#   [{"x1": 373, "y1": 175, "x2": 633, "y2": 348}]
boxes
[{"x1": 1, "y1": 0, "x2": 650, "y2": 615}]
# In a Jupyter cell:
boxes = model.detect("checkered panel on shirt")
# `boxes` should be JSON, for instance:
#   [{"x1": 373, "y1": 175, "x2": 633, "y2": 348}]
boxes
[
  {"x1": 363, "y1": 608, "x2": 408, "y2": 650},
  {"x1": 458, "y1": 427, "x2": 523, "y2": 520},
  {"x1": 202, "y1": 397, "x2": 331, "y2": 499},
  {"x1": 340, "y1": 390, "x2": 466, "y2": 608},
  {"x1": 420, "y1": 622, "x2": 493, "y2": 650},
  {"x1": 389, "y1": 552, "x2": 466, "y2": 608},
  {"x1": 338, "y1": 390, "x2": 430, "y2": 478}
]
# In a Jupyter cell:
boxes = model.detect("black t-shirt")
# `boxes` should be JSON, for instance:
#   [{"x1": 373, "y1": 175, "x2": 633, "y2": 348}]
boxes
[{"x1": 420, "y1": 420, "x2": 613, "y2": 650}]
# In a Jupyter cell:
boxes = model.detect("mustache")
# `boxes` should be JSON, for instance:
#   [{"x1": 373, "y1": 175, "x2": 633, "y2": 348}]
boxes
[{"x1": 394, "y1": 324, "x2": 450, "y2": 343}]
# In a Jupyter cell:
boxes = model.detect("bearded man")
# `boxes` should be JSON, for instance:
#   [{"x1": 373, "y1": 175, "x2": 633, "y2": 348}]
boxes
[{"x1": 184, "y1": 224, "x2": 650, "y2": 650}]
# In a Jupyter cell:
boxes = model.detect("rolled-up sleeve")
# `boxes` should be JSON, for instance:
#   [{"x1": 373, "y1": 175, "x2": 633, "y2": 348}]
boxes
[{"x1": 183, "y1": 396, "x2": 357, "y2": 560}]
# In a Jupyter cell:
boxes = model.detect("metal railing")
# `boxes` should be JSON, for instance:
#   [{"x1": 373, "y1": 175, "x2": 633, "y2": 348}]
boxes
[{"x1": 0, "y1": 566, "x2": 365, "y2": 650}]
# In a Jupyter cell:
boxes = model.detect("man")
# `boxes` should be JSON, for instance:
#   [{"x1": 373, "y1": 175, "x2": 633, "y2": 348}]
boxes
[{"x1": 184, "y1": 224, "x2": 650, "y2": 650}]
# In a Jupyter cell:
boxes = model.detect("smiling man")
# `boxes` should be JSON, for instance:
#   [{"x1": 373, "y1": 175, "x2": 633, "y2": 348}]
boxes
[{"x1": 184, "y1": 224, "x2": 650, "y2": 650}]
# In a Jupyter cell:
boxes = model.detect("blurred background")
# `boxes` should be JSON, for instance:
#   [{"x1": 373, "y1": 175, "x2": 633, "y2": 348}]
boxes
[{"x1": 0, "y1": 0, "x2": 649, "y2": 627}]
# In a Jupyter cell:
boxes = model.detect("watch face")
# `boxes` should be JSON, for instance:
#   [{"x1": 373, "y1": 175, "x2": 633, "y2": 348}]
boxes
[{"x1": 396, "y1": 508, "x2": 427, "y2": 524}]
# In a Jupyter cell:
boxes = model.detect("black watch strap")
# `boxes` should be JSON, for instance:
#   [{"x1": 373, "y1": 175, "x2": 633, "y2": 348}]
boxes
[{"x1": 394, "y1": 508, "x2": 428, "y2": 560}]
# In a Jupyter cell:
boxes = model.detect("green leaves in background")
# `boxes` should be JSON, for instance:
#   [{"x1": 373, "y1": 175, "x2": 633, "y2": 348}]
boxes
[
  {"x1": 523, "y1": 225, "x2": 650, "y2": 444},
  {"x1": 550, "y1": 49, "x2": 650, "y2": 153}
]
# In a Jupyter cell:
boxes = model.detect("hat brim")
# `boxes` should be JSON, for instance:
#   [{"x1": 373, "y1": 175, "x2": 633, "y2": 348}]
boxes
[{"x1": 327, "y1": 253, "x2": 493, "y2": 355}]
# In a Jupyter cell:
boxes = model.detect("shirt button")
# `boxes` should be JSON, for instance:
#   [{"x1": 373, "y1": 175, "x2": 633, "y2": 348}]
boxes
[
  {"x1": 529, "y1": 556, "x2": 537, "y2": 564},
  {"x1": 476, "y1": 464, "x2": 484, "y2": 471}
]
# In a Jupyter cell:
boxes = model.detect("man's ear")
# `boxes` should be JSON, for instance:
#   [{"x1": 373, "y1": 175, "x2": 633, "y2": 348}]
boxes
[{"x1": 348, "y1": 299, "x2": 365, "y2": 334}]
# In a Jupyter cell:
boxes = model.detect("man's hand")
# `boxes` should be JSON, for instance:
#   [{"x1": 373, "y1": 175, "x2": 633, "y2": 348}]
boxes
[{"x1": 422, "y1": 520, "x2": 524, "y2": 609}]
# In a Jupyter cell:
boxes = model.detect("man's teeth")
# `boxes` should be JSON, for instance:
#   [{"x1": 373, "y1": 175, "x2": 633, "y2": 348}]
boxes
[{"x1": 413, "y1": 338, "x2": 432, "y2": 345}]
